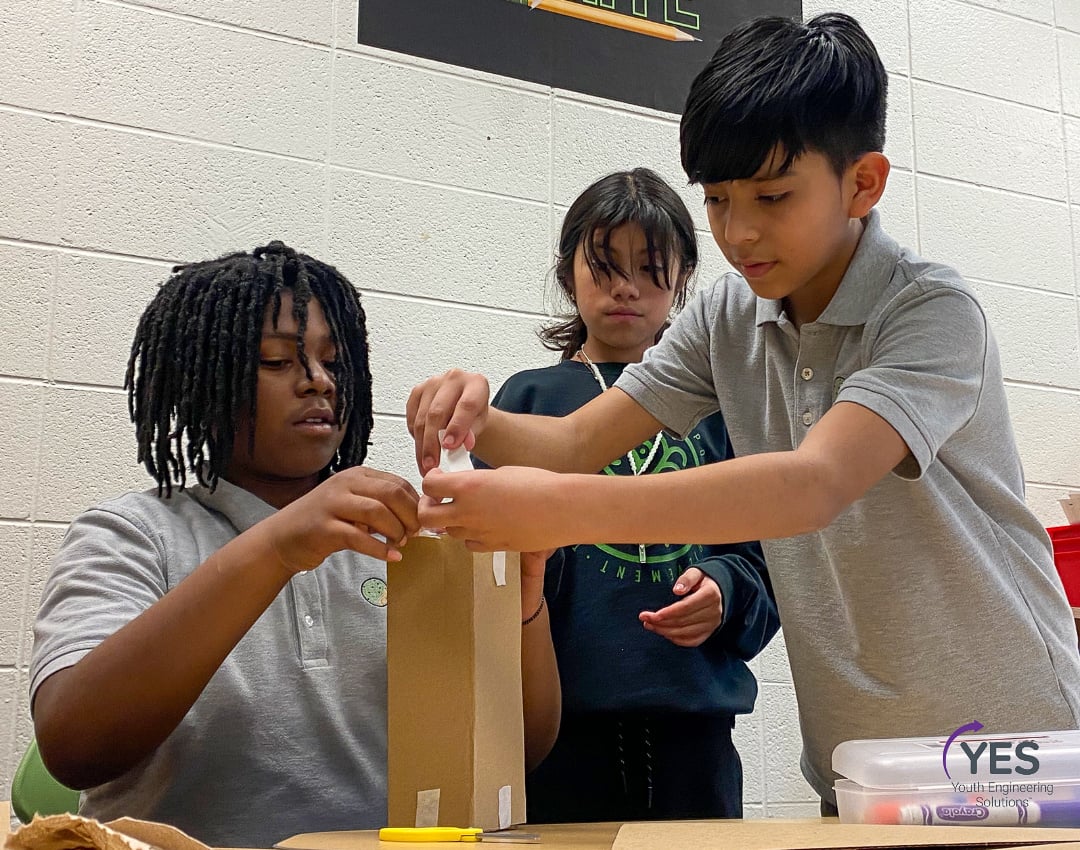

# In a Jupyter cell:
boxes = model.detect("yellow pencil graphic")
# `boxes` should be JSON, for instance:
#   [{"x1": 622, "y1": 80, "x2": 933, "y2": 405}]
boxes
[{"x1": 528, "y1": 0, "x2": 699, "y2": 42}]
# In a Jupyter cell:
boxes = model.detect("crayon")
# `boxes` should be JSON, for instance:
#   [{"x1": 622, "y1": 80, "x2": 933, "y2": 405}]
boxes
[{"x1": 868, "y1": 799, "x2": 1080, "y2": 827}]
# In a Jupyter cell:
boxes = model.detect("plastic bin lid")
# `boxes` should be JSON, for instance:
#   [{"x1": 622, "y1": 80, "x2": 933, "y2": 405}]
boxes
[{"x1": 832, "y1": 730, "x2": 1080, "y2": 789}]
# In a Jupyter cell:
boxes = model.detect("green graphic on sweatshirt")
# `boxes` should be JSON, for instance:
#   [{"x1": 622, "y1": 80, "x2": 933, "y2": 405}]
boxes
[{"x1": 584, "y1": 432, "x2": 709, "y2": 581}]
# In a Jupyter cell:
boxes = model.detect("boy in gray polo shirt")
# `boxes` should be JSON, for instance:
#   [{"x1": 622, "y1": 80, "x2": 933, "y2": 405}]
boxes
[{"x1": 406, "y1": 14, "x2": 1080, "y2": 807}]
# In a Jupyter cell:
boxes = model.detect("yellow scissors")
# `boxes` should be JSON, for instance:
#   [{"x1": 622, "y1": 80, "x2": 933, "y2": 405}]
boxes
[{"x1": 379, "y1": 827, "x2": 540, "y2": 843}]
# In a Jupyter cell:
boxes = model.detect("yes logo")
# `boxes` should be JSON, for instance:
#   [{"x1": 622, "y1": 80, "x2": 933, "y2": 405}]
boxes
[{"x1": 943, "y1": 720, "x2": 1040, "y2": 779}]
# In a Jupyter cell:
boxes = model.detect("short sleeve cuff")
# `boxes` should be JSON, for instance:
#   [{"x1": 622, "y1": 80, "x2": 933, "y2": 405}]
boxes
[
  {"x1": 614, "y1": 370, "x2": 697, "y2": 440},
  {"x1": 836, "y1": 384, "x2": 934, "y2": 480},
  {"x1": 30, "y1": 645, "x2": 96, "y2": 702}
]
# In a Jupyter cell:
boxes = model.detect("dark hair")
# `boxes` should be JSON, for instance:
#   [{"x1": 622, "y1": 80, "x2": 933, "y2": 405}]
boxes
[
  {"x1": 125, "y1": 241, "x2": 373, "y2": 496},
  {"x1": 680, "y1": 13, "x2": 887, "y2": 184},
  {"x1": 540, "y1": 168, "x2": 698, "y2": 359}
]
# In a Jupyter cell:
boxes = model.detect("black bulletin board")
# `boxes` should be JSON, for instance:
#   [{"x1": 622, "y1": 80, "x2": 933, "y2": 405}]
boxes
[{"x1": 357, "y1": 0, "x2": 803, "y2": 115}]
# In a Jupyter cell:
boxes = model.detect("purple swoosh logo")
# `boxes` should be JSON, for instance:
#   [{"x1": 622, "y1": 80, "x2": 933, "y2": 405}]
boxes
[{"x1": 943, "y1": 720, "x2": 984, "y2": 780}]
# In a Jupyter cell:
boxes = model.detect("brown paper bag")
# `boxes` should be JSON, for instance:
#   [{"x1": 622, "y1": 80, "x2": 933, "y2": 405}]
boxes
[
  {"x1": 386, "y1": 536, "x2": 525, "y2": 831},
  {"x1": 4, "y1": 814, "x2": 211, "y2": 850}
]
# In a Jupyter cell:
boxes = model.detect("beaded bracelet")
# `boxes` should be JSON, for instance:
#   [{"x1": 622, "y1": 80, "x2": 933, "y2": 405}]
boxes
[{"x1": 522, "y1": 595, "x2": 546, "y2": 627}]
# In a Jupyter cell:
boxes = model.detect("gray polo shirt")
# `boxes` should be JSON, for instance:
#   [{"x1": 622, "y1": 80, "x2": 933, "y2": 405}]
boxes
[
  {"x1": 617, "y1": 209, "x2": 1080, "y2": 800},
  {"x1": 31, "y1": 479, "x2": 388, "y2": 847}
]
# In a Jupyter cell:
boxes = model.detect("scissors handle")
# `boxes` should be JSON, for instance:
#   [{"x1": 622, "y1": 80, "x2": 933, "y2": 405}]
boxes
[{"x1": 379, "y1": 827, "x2": 483, "y2": 842}]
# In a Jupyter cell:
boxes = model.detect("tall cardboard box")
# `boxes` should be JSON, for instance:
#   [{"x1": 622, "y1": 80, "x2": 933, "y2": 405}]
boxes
[{"x1": 387, "y1": 536, "x2": 525, "y2": 830}]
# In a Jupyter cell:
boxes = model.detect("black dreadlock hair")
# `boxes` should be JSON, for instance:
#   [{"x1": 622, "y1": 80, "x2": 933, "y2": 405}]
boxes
[{"x1": 125, "y1": 240, "x2": 373, "y2": 497}]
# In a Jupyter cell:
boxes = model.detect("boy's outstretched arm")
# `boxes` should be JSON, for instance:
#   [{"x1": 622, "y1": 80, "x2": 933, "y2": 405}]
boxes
[
  {"x1": 32, "y1": 468, "x2": 419, "y2": 790},
  {"x1": 418, "y1": 401, "x2": 910, "y2": 552},
  {"x1": 407, "y1": 370, "x2": 661, "y2": 475}
]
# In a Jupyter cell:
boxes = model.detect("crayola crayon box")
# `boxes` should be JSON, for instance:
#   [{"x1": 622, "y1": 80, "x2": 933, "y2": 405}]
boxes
[{"x1": 833, "y1": 730, "x2": 1080, "y2": 828}]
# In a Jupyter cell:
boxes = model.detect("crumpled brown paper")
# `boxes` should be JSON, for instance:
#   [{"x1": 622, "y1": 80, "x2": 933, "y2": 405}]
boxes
[{"x1": 4, "y1": 814, "x2": 210, "y2": 850}]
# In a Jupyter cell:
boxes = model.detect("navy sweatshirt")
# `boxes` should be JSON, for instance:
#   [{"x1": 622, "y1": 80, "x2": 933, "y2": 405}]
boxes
[{"x1": 482, "y1": 359, "x2": 779, "y2": 717}]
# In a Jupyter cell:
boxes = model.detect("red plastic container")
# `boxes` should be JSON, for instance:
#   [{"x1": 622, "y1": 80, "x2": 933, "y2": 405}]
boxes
[{"x1": 1048, "y1": 524, "x2": 1080, "y2": 607}]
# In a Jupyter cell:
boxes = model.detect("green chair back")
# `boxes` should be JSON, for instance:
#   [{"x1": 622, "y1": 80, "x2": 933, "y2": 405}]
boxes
[{"x1": 11, "y1": 738, "x2": 80, "y2": 823}]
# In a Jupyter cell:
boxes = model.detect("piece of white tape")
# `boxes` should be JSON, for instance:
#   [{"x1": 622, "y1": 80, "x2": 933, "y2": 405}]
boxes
[
  {"x1": 498, "y1": 785, "x2": 512, "y2": 830},
  {"x1": 492, "y1": 551, "x2": 507, "y2": 586},
  {"x1": 416, "y1": 788, "x2": 440, "y2": 828},
  {"x1": 433, "y1": 429, "x2": 472, "y2": 510},
  {"x1": 437, "y1": 429, "x2": 473, "y2": 473}
]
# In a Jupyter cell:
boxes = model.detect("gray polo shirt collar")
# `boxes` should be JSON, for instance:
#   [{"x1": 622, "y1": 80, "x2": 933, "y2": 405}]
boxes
[
  {"x1": 754, "y1": 209, "x2": 900, "y2": 329},
  {"x1": 188, "y1": 476, "x2": 275, "y2": 533}
]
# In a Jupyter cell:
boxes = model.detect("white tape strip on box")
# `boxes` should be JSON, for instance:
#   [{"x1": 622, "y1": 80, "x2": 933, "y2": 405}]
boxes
[
  {"x1": 498, "y1": 785, "x2": 512, "y2": 830},
  {"x1": 415, "y1": 788, "x2": 440, "y2": 828}
]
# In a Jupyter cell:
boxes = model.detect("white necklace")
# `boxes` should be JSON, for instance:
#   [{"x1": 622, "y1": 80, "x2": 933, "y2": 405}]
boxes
[{"x1": 577, "y1": 348, "x2": 664, "y2": 564}]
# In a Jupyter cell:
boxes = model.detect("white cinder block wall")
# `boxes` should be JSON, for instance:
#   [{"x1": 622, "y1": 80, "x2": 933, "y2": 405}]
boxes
[{"x1": 2, "y1": 0, "x2": 1078, "y2": 819}]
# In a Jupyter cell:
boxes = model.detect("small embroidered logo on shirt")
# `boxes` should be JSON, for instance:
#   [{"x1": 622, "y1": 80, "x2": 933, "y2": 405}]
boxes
[{"x1": 361, "y1": 577, "x2": 387, "y2": 607}]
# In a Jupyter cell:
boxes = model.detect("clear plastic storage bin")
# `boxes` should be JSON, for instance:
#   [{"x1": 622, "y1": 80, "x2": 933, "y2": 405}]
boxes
[{"x1": 832, "y1": 730, "x2": 1080, "y2": 827}]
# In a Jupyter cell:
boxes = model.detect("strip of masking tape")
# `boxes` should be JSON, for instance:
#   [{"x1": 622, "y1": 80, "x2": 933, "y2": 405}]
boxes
[
  {"x1": 431, "y1": 429, "x2": 473, "y2": 513},
  {"x1": 416, "y1": 788, "x2": 440, "y2": 828},
  {"x1": 498, "y1": 785, "x2": 512, "y2": 830},
  {"x1": 492, "y1": 551, "x2": 507, "y2": 586},
  {"x1": 437, "y1": 429, "x2": 473, "y2": 473}
]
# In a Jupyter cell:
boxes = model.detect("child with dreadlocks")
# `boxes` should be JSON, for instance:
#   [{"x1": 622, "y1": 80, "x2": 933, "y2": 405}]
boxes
[{"x1": 28, "y1": 242, "x2": 560, "y2": 848}]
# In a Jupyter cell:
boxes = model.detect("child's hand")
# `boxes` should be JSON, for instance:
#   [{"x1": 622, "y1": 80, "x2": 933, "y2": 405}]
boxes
[
  {"x1": 406, "y1": 369, "x2": 489, "y2": 475},
  {"x1": 260, "y1": 467, "x2": 421, "y2": 575},
  {"x1": 418, "y1": 466, "x2": 571, "y2": 552},
  {"x1": 638, "y1": 567, "x2": 724, "y2": 648}
]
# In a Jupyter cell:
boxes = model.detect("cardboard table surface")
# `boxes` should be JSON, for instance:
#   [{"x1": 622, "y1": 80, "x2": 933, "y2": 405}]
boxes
[
  {"x1": 271, "y1": 819, "x2": 1080, "y2": 850},
  {"x1": 10, "y1": 811, "x2": 1080, "y2": 850},
  {"x1": 273, "y1": 822, "x2": 619, "y2": 850}
]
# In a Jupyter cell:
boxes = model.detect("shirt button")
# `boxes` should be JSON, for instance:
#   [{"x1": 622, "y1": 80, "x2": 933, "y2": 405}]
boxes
[
  {"x1": 801, "y1": 367, "x2": 814, "y2": 381},
  {"x1": 297, "y1": 570, "x2": 308, "y2": 577},
  {"x1": 303, "y1": 614, "x2": 315, "y2": 627},
  {"x1": 802, "y1": 411, "x2": 813, "y2": 426}
]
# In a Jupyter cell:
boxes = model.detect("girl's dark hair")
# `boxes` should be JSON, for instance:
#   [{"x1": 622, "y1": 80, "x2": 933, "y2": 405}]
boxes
[
  {"x1": 125, "y1": 241, "x2": 373, "y2": 496},
  {"x1": 540, "y1": 168, "x2": 698, "y2": 359},
  {"x1": 680, "y1": 13, "x2": 887, "y2": 184}
]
